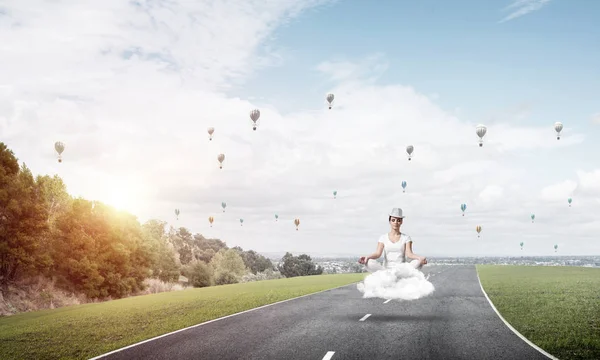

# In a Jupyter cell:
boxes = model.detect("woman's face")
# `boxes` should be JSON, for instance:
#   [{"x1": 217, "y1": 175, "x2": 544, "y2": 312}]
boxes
[{"x1": 390, "y1": 217, "x2": 403, "y2": 229}]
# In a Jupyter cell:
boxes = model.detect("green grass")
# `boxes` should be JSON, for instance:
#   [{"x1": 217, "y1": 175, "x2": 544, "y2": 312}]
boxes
[
  {"x1": 5, "y1": 267, "x2": 598, "y2": 360},
  {"x1": 0, "y1": 273, "x2": 365, "y2": 360},
  {"x1": 477, "y1": 265, "x2": 600, "y2": 360}
]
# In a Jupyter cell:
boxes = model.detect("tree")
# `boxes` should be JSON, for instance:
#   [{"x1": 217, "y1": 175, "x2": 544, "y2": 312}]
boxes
[
  {"x1": 168, "y1": 227, "x2": 195, "y2": 265},
  {"x1": 232, "y1": 247, "x2": 274, "y2": 274},
  {"x1": 277, "y1": 252, "x2": 323, "y2": 278},
  {"x1": 36, "y1": 174, "x2": 72, "y2": 276},
  {"x1": 210, "y1": 249, "x2": 247, "y2": 285},
  {"x1": 36, "y1": 174, "x2": 71, "y2": 225},
  {"x1": 52, "y1": 200, "x2": 153, "y2": 298},
  {"x1": 0, "y1": 143, "x2": 49, "y2": 287},
  {"x1": 141, "y1": 220, "x2": 180, "y2": 282}
]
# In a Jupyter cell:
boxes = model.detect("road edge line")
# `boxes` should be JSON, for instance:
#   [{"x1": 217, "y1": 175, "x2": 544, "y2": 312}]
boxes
[
  {"x1": 475, "y1": 267, "x2": 559, "y2": 360},
  {"x1": 89, "y1": 281, "x2": 359, "y2": 359}
]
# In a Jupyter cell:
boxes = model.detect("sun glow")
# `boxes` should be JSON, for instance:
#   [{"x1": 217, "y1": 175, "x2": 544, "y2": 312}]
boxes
[
  {"x1": 91, "y1": 177, "x2": 147, "y2": 215},
  {"x1": 105, "y1": 187, "x2": 138, "y2": 213}
]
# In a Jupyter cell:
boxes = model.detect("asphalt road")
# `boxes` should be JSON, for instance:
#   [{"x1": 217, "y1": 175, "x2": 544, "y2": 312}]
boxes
[{"x1": 95, "y1": 265, "x2": 552, "y2": 360}]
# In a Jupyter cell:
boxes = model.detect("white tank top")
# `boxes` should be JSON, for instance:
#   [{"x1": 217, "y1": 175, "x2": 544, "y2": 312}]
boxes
[{"x1": 378, "y1": 233, "x2": 413, "y2": 268}]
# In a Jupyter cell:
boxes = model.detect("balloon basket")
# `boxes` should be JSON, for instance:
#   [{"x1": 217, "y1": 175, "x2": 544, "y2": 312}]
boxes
[
  {"x1": 58, "y1": 158, "x2": 62, "y2": 163},
  {"x1": 479, "y1": 143, "x2": 483, "y2": 147},
  {"x1": 253, "y1": 127, "x2": 256, "y2": 131}
]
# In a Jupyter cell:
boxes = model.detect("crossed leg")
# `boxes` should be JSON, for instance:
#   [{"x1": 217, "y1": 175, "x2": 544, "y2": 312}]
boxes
[{"x1": 364, "y1": 259, "x2": 423, "y2": 273}]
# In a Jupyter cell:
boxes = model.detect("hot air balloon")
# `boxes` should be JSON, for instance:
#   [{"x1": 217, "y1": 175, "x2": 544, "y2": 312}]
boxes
[
  {"x1": 326, "y1": 93, "x2": 334, "y2": 109},
  {"x1": 476, "y1": 225, "x2": 482, "y2": 237},
  {"x1": 531, "y1": 214, "x2": 535, "y2": 223},
  {"x1": 240, "y1": 218, "x2": 244, "y2": 226},
  {"x1": 461, "y1": 203, "x2": 467, "y2": 216},
  {"x1": 406, "y1": 145, "x2": 414, "y2": 161},
  {"x1": 275, "y1": 214, "x2": 278, "y2": 222},
  {"x1": 249, "y1": 109, "x2": 260, "y2": 130},
  {"x1": 294, "y1": 218, "x2": 300, "y2": 230},
  {"x1": 175, "y1": 209, "x2": 180, "y2": 220},
  {"x1": 554, "y1": 122, "x2": 563, "y2": 140},
  {"x1": 208, "y1": 216, "x2": 214, "y2": 227},
  {"x1": 568, "y1": 198, "x2": 572, "y2": 207},
  {"x1": 333, "y1": 190, "x2": 337, "y2": 199},
  {"x1": 221, "y1": 202, "x2": 227, "y2": 212},
  {"x1": 554, "y1": 244, "x2": 558, "y2": 252},
  {"x1": 208, "y1": 127, "x2": 214, "y2": 141},
  {"x1": 402, "y1": 181, "x2": 407, "y2": 193},
  {"x1": 218, "y1": 153, "x2": 225, "y2": 169},
  {"x1": 54, "y1": 141, "x2": 65, "y2": 163},
  {"x1": 476, "y1": 124, "x2": 487, "y2": 147},
  {"x1": 520, "y1": 241, "x2": 524, "y2": 250}
]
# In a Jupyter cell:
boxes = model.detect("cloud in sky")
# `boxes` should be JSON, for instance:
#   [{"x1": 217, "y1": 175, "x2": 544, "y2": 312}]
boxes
[
  {"x1": 1, "y1": 0, "x2": 598, "y2": 258},
  {"x1": 499, "y1": 0, "x2": 552, "y2": 23}
]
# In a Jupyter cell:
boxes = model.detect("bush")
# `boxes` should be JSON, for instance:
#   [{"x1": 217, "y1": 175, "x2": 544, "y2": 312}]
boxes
[
  {"x1": 214, "y1": 270, "x2": 239, "y2": 285},
  {"x1": 184, "y1": 261, "x2": 213, "y2": 288},
  {"x1": 241, "y1": 268, "x2": 284, "y2": 283},
  {"x1": 139, "y1": 278, "x2": 185, "y2": 295},
  {"x1": 0, "y1": 276, "x2": 83, "y2": 316}
]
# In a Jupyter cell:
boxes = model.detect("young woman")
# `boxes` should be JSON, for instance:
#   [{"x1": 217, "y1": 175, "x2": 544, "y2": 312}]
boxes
[{"x1": 359, "y1": 207, "x2": 427, "y2": 271}]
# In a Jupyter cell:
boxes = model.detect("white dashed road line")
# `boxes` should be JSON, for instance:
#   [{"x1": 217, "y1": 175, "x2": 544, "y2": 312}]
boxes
[
  {"x1": 383, "y1": 299, "x2": 392, "y2": 304},
  {"x1": 359, "y1": 314, "x2": 371, "y2": 321},
  {"x1": 322, "y1": 351, "x2": 335, "y2": 360}
]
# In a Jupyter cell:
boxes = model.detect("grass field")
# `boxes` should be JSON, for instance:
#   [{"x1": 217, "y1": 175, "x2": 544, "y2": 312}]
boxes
[
  {"x1": 477, "y1": 265, "x2": 600, "y2": 360},
  {"x1": 0, "y1": 273, "x2": 365, "y2": 360},
  {"x1": 3, "y1": 266, "x2": 599, "y2": 360}
]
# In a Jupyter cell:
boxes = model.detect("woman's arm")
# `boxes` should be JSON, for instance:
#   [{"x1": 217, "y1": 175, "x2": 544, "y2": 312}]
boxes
[
  {"x1": 367, "y1": 243, "x2": 384, "y2": 260},
  {"x1": 405, "y1": 241, "x2": 425, "y2": 261},
  {"x1": 359, "y1": 242, "x2": 384, "y2": 264}
]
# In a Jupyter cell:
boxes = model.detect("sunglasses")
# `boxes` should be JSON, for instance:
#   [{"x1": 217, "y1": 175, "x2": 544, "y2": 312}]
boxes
[{"x1": 390, "y1": 218, "x2": 402, "y2": 223}]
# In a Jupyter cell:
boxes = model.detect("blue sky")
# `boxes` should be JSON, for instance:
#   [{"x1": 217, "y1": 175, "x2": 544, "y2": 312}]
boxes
[{"x1": 237, "y1": 0, "x2": 600, "y2": 129}]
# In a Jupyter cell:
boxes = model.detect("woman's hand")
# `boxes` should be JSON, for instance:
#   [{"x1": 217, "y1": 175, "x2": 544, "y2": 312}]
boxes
[
  {"x1": 358, "y1": 256, "x2": 367, "y2": 264},
  {"x1": 419, "y1": 257, "x2": 428, "y2": 266}
]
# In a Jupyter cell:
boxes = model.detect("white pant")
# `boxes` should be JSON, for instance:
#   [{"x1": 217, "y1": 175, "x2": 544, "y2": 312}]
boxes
[{"x1": 365, "y1": 259, "x2": 423, "y2": 273}]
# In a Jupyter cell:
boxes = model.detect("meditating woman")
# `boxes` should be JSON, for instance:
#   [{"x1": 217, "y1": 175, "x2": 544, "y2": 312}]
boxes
[{"x1": 358, "y1": 207, "x2": 427, "y2": 271}]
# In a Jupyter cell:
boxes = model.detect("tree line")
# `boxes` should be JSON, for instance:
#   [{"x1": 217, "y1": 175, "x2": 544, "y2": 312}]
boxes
[{"x1": 0, "y1": 142, "x2": 323, "y2": 301}]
